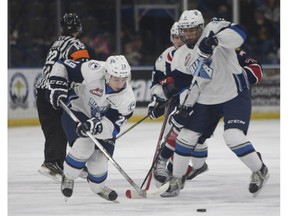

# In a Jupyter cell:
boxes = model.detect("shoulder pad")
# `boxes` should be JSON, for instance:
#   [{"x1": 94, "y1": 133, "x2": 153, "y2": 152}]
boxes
[{"x1": 81, "y1": 60, "x2": 106, "y2": 82}]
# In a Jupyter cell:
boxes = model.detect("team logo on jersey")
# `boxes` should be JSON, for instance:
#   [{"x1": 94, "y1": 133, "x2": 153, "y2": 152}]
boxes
[
  {"x1": 88, "y1": 98, "x2": 110, "y2": 117},
  {"x1": 9, "y1": 72, "x2": 29, "y2": 109},
  {"x1": 90, "y1": 88, "x2": 103, "y2": 96},
  {"x1": 128, "y1": 101, "x2": 136, "y2": 112},
  {"x1": 184, "y1": 53, "x2": 191, "y2": 66},
  {"x1": 189, "y1": 58, "x2": 213, "y2": 79},
  {"x1": 88, "y1": 61, "x2": 101, "y2": 70}
]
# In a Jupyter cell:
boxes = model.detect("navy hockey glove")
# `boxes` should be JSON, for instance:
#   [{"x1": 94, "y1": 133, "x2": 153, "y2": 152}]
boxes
[
  {"x1": 198, "y1": 31, "x2": 218, "y2": 58},
  {"x1": 160, "y1": 77, "x2": 177, "y2": 99},
  {"x1": 169, "y1": 106, "x2": 193, "y2": 130},
  {"x1": 148, "y1": 95, "x2": 167, "y2": 120},
  {"x1": 76, "y1": 117, "x2": 103, "y2": 138},
  {"x1": 48, "y1": 76, "x2": 68, "y2": 110}
]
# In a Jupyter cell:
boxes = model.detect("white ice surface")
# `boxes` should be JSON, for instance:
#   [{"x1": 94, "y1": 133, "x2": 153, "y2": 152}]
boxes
[{"x1": 8, "y1": 120, "x2": 281, "y2": 216}]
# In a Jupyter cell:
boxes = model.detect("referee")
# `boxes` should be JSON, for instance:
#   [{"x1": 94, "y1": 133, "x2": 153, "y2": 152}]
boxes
[{"x1": 36, "y1": 13, "x2": 90, "y2": 182}]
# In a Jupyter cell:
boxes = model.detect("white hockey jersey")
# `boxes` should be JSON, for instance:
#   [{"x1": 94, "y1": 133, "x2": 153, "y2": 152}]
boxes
[
  {"x1": 50, "y1": 59, "x2": 136, "y2": 139},
  {"x1": 172, "y1": 20, "x2": 247, "y2": 105},
  {"x1": 150, "y1": 46, "x2": 176, "y2": 99}
]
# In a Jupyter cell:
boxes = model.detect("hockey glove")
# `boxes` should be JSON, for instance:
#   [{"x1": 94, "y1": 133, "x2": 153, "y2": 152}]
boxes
[
  {"x1": 198, "y1": 31, "x2": 218, "y2": 58},
  {"x1": 48, "y1": 76, "x2": 68, "y2": 110},
  {"x1": 148, "y1": 95, "x2": 167, "y2": 120},
  {"x1": 76, "y1": 117, "x2": 103, "y2": 138},
  {"x1": 160, "y1": 77, "x2": 177, "y2": 99},
  {"x1": 169, "y1": 105, "x2": 194, "y2": 130}
]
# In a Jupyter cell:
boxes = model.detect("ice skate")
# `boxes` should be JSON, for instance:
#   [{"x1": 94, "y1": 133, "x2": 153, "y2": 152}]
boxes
[
  {"x1": 160, "y1": 176, "x2": 184, "y2": 197},
  {"x1": 38, "y1": 162, "x2": 63, "y2": 182},
  {"x1": 186, "y1": 162, "x2": 208, "y2": 180},
  {"x1": 61, "y1": 175, "x2": 74, "y2": 199},
  {"x1": 249, "y1": 164, "x2": 269, "y2": 197},
  {"x1": 97, "y1": 186, "x2": 118, "y2": 201},
  {"x1": 153, "y1": 157, "x2": 171, "y2": 185}
]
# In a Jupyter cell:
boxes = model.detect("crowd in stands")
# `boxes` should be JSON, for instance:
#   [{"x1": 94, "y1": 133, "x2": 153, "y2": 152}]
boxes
[{"x1": 8, "y1": 0, "x2": 280, "y2": 67}]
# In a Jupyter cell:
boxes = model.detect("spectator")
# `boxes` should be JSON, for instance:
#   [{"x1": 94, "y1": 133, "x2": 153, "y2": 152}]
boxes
[
  {"x1": 92, "y1": 34, "x2": 110, "y2": 61},
  {"x1": 124, "y1": 35, "x2": 143, "y2": 66},
  {"x1": 247, "y1": 8, "x2": 279, "y2": 63}
]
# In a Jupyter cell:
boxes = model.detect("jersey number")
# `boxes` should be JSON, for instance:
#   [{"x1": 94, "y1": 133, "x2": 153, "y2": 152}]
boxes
[{"x1": 115, "y1": 116, "x2": 126, "y2": 127}]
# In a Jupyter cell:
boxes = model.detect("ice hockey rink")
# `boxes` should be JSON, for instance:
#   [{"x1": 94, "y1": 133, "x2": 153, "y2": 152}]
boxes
[{"x1": 8, "y1": 119, "x2": 282, "y2": 216}]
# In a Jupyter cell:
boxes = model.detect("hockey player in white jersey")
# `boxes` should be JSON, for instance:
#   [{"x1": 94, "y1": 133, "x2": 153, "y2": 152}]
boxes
[
  {"x1": 161, "y1": 10, "x2": 269, "y2": 197},
  {"x1": 48, "y1": 55, "x2": 136, "y2": 201},
  {"x1": 148, "y1": 22, "x2": 204, "y2": 185},
  {"x1": 148, "y1": 21, "x2": 183, "y2": 116}
]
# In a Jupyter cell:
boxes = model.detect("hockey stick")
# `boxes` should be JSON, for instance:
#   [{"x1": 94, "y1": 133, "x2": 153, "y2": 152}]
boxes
[
  {"x1": 140, "y1": 57, "x2": 205, "y2": 189},
  {"x1": 59, "y1": 100, "x2": 169, "y2": 199},
  {"x1": 116, "y1": 115, "x2": 149, "y2": 139},
  {"x1": 141, "y1": 99, "x2": 174, "y2": 190},
  {"x1": 116, "y1": 100, "x2": 169, "y2": 140}
]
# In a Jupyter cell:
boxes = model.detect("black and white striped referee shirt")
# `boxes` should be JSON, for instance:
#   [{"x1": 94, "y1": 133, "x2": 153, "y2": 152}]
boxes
[{"x1": 36, "y1": 35, "x2": 89, "y2": 90}]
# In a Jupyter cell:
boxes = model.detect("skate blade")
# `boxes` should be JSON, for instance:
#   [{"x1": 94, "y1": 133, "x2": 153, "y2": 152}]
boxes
[
  {"x1": 252, "y1": 173, "x2": 270, "y2": 197},
  {"x1": 38, "y1": 169, "x2": 62, "y2": 183}
]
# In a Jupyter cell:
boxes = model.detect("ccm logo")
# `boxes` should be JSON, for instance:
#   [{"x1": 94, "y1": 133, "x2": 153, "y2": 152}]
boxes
[{"x1": 227, "y1": 119, "x2": 245, "y2": 124}]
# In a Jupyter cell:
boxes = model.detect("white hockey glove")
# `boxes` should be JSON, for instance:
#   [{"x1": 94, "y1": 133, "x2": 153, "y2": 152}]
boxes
[
  {"x1": 76, "y1": 117, "x2": 103, "y2": 138},
  {"x1": 48, "y1": 76, "x2": 68, "y2": 110}
]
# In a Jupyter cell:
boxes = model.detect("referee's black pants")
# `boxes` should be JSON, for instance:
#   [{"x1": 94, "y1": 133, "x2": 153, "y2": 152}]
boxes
[{"x1": 36, "y1": 88, "x2": 67, "y2": 169}]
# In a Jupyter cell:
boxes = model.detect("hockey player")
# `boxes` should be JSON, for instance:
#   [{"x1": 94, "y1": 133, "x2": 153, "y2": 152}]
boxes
[
  {"x1": 48, "y1": 55, "x2": 136, "y2": 201},
  {"x1": 147, "y1": 22, "x2": 205, "y2": 185},
  {"x1": 37, "y1": 13, "x2": 90, "y2": 182},
  {"x1": 152, "y1": 46, "x2": 264, "y2": 186},
  {"x1": 147, "y1": 22, "x2": 184, "y2": 183},
  {"x1": 161, "y1": 10, "x2": 269, "y2": 197},
  {"x1": 148, "y1": 21, "x2": 183, "y2": 120}
]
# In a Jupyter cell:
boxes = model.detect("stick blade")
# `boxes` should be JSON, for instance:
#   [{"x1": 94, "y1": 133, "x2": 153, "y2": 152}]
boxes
[{"x1": 125, "y1": 182, "x2": 169, "y2": 199}]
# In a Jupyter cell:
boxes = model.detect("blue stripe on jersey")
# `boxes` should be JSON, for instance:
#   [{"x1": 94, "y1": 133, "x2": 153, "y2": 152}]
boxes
[
  {"x1": 229, "y1": 24, "x2": 247, "y2": 41},
  {"x1": 230, "y1": 142, "x2": 255, "y2": 157},
  {"x1": 88, "y1": 171, "x2": 108, "y2": 183},
  {"x1": 112, "y1": 127, "x2": 119, "y2": 138},
  {"x1": 65, "y1": 154, "x2": 86, "y2": 169},
  {"x1": 191, "y1": 149, "x2": 208, "y2": 158},
  {"x1": 175, "y1": 143, "x2": 192, "y2": 156}
]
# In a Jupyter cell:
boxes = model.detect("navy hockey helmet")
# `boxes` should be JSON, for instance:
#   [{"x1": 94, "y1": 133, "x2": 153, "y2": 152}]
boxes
[{"x1": 60, "y1": 13, "x2": 82, "y2": 36}]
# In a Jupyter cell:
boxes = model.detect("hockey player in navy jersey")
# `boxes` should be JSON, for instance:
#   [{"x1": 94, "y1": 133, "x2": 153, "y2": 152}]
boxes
[
  {"x1": 160, "y1": 10, "x2": 269, "y2": 197},
  {"x1": 48, "y1": 55, "x2": 136, "y2": 201}
]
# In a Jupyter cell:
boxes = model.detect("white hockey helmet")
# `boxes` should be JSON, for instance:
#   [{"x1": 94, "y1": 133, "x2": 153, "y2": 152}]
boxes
[
  {"x1": 178, "y1": 10, "x2": 204, "y2": 47},
  {"x1": 170, "y1": 22, "x2": 180, "y2": 42},
  {"x1": 178, "y1": 10, "x2": 204, "y2": 30},
  {"x1": 104, "y1": 55, "x2": 131, "y2": 83}
]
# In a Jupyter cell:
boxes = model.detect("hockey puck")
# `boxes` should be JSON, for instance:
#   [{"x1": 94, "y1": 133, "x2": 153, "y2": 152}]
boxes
[{"x1": 197, "y1": 209, "x2": 206, "y2": 212}]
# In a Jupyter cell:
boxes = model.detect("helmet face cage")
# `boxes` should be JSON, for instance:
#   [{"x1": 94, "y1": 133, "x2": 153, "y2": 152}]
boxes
[
  {"x1": 60, "y1": 13, "x2": 82, "y2": 36},
  {"x1": 170, "y1": 22, "x2": 180, "y2": 42},
  {"x1": 178, "y1": 10, "x2": 204, "y2": 46},
  {"x1": 104, "y1": 55, "x2": 131, "y2": 84}
]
